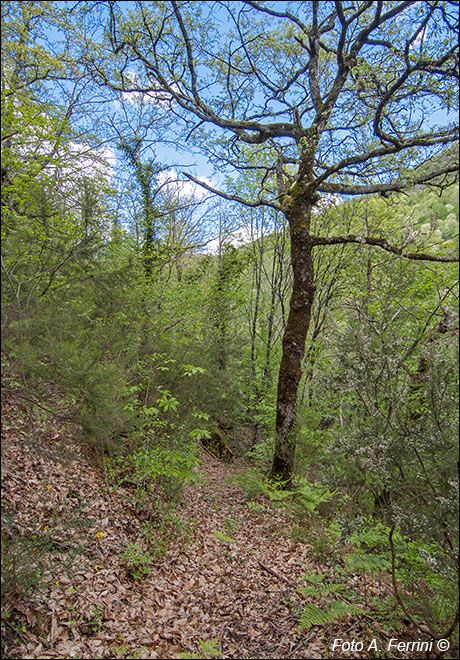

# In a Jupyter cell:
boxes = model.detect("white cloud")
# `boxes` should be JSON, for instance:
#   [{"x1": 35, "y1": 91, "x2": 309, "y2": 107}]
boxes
[
  {"x1": 203, "y1": 226, "x2": 253, "y2": 255},
  {"x1": 157, "y1": 169, "x2": 214, "y2": 201},
  {"x1": 67, "y1": 143, "x2": 116, "y2": 182}
]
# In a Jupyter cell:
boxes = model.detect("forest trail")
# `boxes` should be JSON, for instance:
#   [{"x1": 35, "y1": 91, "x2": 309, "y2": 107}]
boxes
[{"x1": 2, "y1": 398, "x2": 379, "y2": 660}]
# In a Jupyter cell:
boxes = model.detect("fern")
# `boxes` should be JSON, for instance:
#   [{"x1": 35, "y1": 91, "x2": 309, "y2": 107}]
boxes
[
  {"x1": 298, "y1": 574, "x2": 365, "y2": 631},
  {"x1": 299, "y1": 582, "x2": 347, "y2": 597},
  {"x1": 299, "y1": 603, "x2": 337, "y2": 629},
  {"x1": 344, "y1": 552, "x2": 389, "y2": 574},
  {"x1": 213, "y1": 530, "x2": 235, "y2": 544},
  {"x1": 175, "y1": 636, "x2": 221, "y2": 659},
  {"x1": 299, "y1": 600, "x2": 364, "y2": 630},
  {"x1": 199, "y1": 637, "x2": 221, "y2": 657},
  {"x1": 330, "y1": 600, "x2": 364, "y2": 619},
  {"x1": 303, "y1": 571, "x2": 326, "y2": 583}
]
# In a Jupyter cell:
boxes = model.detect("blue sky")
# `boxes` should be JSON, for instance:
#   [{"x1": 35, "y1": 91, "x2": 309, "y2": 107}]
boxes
[{"x1": 36, "y1": 1, "x2": 458, "y2": 210}]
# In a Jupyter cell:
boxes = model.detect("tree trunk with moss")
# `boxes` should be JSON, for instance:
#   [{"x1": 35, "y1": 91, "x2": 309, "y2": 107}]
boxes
[
  {"x1": 270, "y1": 184, "x2": 316, "y2": 485},
  {"x1": 102, "y1": 0, "x2": 460, "y2": 488}
]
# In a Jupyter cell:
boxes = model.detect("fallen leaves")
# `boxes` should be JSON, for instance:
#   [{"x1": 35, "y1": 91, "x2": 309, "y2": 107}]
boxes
[{"x1": 2, "y1": 396, "x2": 409, "y2": 660}]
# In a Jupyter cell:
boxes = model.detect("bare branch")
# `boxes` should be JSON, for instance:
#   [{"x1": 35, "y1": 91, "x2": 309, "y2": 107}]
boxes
[
  {"x1": 182, "y1": 172, "x2": 282, "y2": 211},
  {"x1": 318, "y1": 161, "x2": 459, "y2": 196},
  {"x1": 312, "y1": 233, "x2": 458, "y2": 263}
]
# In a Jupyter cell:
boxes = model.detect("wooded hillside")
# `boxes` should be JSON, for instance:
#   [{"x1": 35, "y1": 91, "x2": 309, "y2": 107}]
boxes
[{"x1": 2, "y1": 2, "x2": 459, "y2": 659}]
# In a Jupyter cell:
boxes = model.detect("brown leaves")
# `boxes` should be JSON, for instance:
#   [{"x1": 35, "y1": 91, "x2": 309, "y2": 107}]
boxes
[{"x1": 1, "y1": 399, "x2": 401, "y2": 660}]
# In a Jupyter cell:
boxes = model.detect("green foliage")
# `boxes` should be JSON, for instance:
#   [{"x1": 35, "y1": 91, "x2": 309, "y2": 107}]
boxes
[
  {"x1": 127, "y1": 443, "x2": 199, "y2": 490},
  {"x1": 331, "y1": 518, "x2": 459, "y2": 634},
  {"x1": 344, "y1": 552, "x2": 389, "y2": 575},
  {"x1": 310, "y1": 531, "x2": 338, "y2": 561},
  {"x1": 197, "y1": 638, "x2": 221, "y2": 658},
  {"x1": 88, "y1": 605, "x2": 105, "y2": 633},
  {"x1": 231, "y1": 469, "x2": 268, "y2": 500},
  {"x1": 176, "y1": 636, "x2": 221, "y2": 659},
  {"x1": 290, "y1": 523, "x2": 308, "y2": 544},
  {"x1": 2, "y1": 3, "x2": 458, "y2": 655},
  {"x1": 119, "y1": 543, "x2": 155, "y2": 579},
  {"x1": 291, "y1": 478, "x2": 338, "y2": 516},
  {"x1": 246, "y1": 501, "x2": 265, "y2": 513},
  {"x1": 223, "y1": 517, "x2": 242, "y2": 535},
  {"x1": 298, "y1": 601, "x2": 363, "y2": 631},
  {"x1": 246, "y1": 435, "x2": 275, "y2": 467},
  {"x1": 213, "y1": 531, "x2": 236, "y2": 545},
  {"x1": 299, "y1": 575, "x2": 347, "y2": 598}
]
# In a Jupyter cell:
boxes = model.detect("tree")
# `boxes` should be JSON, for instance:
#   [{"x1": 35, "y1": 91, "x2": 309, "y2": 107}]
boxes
[
  {"x1": 101, "y1": 0, "x2": 459, "y2": 484},
  {"x1": 1, "y1": 1, "x2": 117, "y2": 312},
  {"x1": 245, "y1": 207, "x2": 289, "y2": 446},
  {"x1": 118, "y1": 137, "x2": 167, "y2": 276}
]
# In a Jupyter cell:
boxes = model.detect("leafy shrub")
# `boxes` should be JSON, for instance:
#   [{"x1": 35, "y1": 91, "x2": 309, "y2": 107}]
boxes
[
  {"x1": 337, "y1": 519, "x2": 458, "y2": 634},
  {"x1": 120, "y1": 543, "x2": 154, "y2": 579},
  {"x1": 246, "y1": 435, "x2": 275, "y2": 467}
]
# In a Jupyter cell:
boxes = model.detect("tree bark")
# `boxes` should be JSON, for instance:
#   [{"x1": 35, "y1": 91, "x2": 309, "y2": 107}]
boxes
[{"x1": 270, "y1": 191, "x2": 316, "y2": 485}]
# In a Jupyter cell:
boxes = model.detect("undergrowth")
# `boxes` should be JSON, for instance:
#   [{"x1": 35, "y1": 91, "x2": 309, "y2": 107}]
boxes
[{"x1": 233, "y1": 464, "x2": 458, "y2": 646}]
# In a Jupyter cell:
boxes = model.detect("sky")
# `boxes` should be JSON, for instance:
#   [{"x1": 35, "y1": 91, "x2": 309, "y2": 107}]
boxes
[{"x1": 31, "y1": 0, "x2": 459, "y2": 247}]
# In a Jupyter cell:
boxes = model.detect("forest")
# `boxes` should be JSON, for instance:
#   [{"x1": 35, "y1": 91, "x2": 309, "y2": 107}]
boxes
[{"x1": 1, "y1": 1, "x2": 459, "y2": 659}]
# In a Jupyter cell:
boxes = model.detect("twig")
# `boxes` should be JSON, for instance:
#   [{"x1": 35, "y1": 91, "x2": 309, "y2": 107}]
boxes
[
  {"x1": 200, "y1": 444, "x2": 220, "y2": 461},
  {"x1": 2, "y1": 618, "x2": 33, "y2": 645},
  {"x1": 258, "y1": 560, "x2": 294, "y2": 586},
  {"x1": 4, "y1": 390, "x2": 76, "y2": 422},
  {"x1": 287, "y1": 631, "x2": 316, "y2": 658}
]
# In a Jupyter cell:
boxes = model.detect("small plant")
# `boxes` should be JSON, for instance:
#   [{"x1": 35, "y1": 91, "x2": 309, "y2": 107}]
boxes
[
  {"x1": 111, "y1": 643, "x2": 130, "y2": 657},
  {"x1": 88, "y1": 605, "x2": 104, "y2": 633},
  {"x1": 231, "y1": 469, "x2": 267, "y2": 500},
  {"x1": 120, "y1": 543, "x2": 154, "y2": 579},
  {"x1": 291, "y1": 523, "x2": 308, "y2": 544},
  {"x1": 223, "y1": 517, "x2": 241, "y2": 535},
  {"x1": 213, "y1": 530, "x2": 236, "y2": 544},
  {"x1": 247, "y1": 500, "x2": 265, "y2": 513},
  {"x1": 246, "y1": 435, "x2": 274, "y2": 467},
  {"x1": 176, "y1": 636, "x2": 221, "y2": 659}
]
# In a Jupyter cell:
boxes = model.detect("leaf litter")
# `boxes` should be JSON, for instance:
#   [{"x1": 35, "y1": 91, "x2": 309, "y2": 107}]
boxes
[{"x1": 2, "y1": 396, "x2": 415, "y2": 659}]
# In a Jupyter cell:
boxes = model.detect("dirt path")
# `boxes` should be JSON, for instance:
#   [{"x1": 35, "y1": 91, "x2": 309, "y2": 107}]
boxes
[
  {"x1": 166, "y1": 453, "x2": 321, "y2": 658},
  {"x1": 1, "y1": 404, "x2": 334, "y2": 659}
]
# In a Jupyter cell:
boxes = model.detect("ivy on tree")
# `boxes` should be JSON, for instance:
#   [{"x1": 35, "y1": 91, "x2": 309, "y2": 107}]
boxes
[{"x1": 101, "y1": 0, "x2": 459, "y2": 484}]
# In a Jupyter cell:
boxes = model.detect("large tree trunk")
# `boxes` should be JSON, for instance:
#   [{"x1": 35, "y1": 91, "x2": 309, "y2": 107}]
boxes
[{"x1": 270, "y1": 193, "x2": 316, "y2": 485}]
